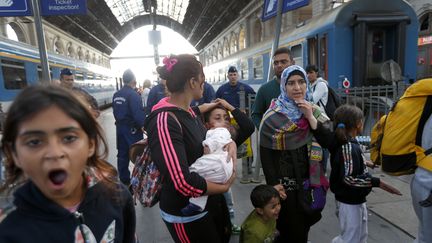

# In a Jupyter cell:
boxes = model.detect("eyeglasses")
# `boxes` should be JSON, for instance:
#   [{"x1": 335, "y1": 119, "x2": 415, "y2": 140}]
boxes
[
  {"x1": 286, "y1": 79, "x2": 306, "y2": 86},
  {"x1": 273, "y1": 59, "x2": 290, "y2": 66}
]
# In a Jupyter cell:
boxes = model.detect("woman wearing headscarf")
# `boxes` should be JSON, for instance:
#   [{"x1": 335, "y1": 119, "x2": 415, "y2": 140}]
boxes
[{"x1": 259, "y1": 65, "x2": 329, "y2": 243}]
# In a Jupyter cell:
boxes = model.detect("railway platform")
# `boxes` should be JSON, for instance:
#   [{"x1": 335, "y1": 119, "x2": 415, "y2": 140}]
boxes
[{"x1": 0, "y1": 108, "x2": 419, "y2": 243}]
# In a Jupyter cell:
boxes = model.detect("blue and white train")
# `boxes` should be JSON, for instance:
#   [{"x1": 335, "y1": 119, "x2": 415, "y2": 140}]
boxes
[
  {"x1": 0, "y1": 36, "x2": 120, "y2": 112},
  {"x1": 205, "y1": 0, "x2": 418, "y2": 91}
]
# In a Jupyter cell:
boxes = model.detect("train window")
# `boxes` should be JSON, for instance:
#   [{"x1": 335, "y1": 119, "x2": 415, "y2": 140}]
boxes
[
  {"x1": 372, "y1": 31, "x2": 384, "y2": 63},
  {"x1": 420, "y1": 13, "x2": 430, "y2": 33},
  {"x1": 37, "y1": 66, "x2": 53, "y2": 81},
  {"x1": 75, "y1": 72, "x2": 84, "y2": 81},
  {"x1": 87, "y1": 73, "x2": 94, "y2": 80},
  {"x1": 253, "y1": 55, "x2": 263, "y2": 79},
  {"x1": 240, "y1": 59, "x2": 248, "y2": 80},
  {"x1": 96, "y1": 75, "x2": 102, "y2": 80},
  {"x1": 219, "y1": 69, "x2": 224, "y2": 82},
  {"x1": 291, "y1": 44, "x2": 303, "y2": 67},
  {"x1": 1, "y1": 59, "x2": 28, "y2": 90}
]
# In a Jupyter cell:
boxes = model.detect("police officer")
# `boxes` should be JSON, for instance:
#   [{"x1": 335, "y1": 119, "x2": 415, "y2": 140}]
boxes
[
  {"x1": 191, "y1": 81, "x2": 215, "y2": 106},
  {"x1": 215, "y1": 66, "x2": 255, "y2": 110},
  {"x1": 145, "y1": 79, "x2": 169, "y2": 117},
  {"x1": 59, "y1": 68, "x2": 100, "y2": 118},
  {"x1": 112, "y1": 69, "x2": 145, "y2": 185}
]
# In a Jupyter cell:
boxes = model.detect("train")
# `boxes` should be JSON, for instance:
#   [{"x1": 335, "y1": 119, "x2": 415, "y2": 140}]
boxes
[
  {"x1": 204, "y1": 0, "x2": 419, "y2": 91},
  {"x1": 0, "y1": 36, "x2": 120, "y2": 112}
]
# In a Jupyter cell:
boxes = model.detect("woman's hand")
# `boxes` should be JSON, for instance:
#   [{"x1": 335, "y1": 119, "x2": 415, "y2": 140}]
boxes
[
  {"x1": 198, "y1": 102, "x2": 219, "y2": 114},
  {"x1": 274, "y1": 184, "x2": 287, "y2": 200},
  {"x1": 205, "y1": 170, "x2": 236, "y2": 195},
  {"x1": 215, "y1": 98, "x2": 235, "y2": 112},
  {"x1": 223, "y1": 141, "x2": 237, "y2": 171},
  {"x1": 379, "y1": 181, "x2": 402, "y2": 195},
  {"x1": 295, "y1": 99, "x2": 313, "y2": 118},
  {"x1": 296, "y1": 99, "x2": 318, "y2": 129}
]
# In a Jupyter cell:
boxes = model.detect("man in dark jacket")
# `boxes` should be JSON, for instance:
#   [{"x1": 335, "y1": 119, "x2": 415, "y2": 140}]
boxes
[
  {"x1": 59, "y1": 68, "x2": 100, "y2": 118},
  {"x1": 112, "y1": 69, "x2": 145, "y2": 185}
]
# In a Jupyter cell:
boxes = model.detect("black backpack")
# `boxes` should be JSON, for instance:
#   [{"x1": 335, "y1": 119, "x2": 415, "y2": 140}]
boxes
[{"x1": 313, "y1": 80, "x2": 341, "y2": 120}]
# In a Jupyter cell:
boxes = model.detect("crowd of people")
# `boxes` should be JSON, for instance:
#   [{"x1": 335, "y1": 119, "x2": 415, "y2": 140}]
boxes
[{"x1": 0, "y1": 48, "x2": 430, "y2": 243}]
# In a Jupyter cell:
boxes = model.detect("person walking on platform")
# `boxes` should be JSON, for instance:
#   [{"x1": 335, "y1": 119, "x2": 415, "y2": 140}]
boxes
[
  {"x1": 191, "y1": 81, "x2": 215, "y2": 106},
  {"x1": 259, "y1": 65, "x2": 329, "y2": 242},
  {"x1": 322, "y1": 105, "x2": 401, "y2": 243},
  {"x1": 411, "y1": 112, "x2": 432, "y2": 243},
  {"x1": 250, "y1": 47, "x2": 293, "y2": 191},
  {"x1": 215, "y1": 66, "x2": 255, "y2": 110},
  {"x1": 146, "y1": 79, "x2": 169, "y2": 116},
  {"x1": 251, "y1": 47, "x2": 293, "y2": 128},
  {"x1": 216, "y1": 66, "x2": 255, "y2": 181},
  {"x1": 141, "y1": 79, "x2": 152, "y2": 108},
  {"x1": 0, "y1": 85, "x2": 136, "y2": 242},
  {"x1": 145, "y1": 54, "x2": 236, "y2": 243},
  {"x1": 59, "y1": 68, "x2": 100, "y2": 118},
  {"x1": 216, "y1": 66, "x2": 255, "y2": 233},
  {"x1": 306, "y1": 64, "x2": 330, "y2": 174},
  {"x1": 112, "y1": 69, "x2": 145, "y2": 186}
]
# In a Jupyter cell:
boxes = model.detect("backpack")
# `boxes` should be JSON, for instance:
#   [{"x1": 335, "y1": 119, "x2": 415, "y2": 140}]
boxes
[
  {"x1": 313, "y1": 80, "x2": 341, "y2": 120},
  {"x1": 129, "y1": 111, "x2": 181, "y2": 207},
  {"x1": 370, "y1": 79, "x2": 432, "y2": 176}
]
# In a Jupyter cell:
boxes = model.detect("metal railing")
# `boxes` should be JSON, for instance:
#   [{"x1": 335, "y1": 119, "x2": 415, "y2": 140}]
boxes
[{"x1": 243, "y1": 84, "x2": 411, "y2": 147}]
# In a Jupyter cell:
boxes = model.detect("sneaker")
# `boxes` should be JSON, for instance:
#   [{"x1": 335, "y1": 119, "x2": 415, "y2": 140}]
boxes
[
  {"x1": 250, "y1": 178, "x2": 261, "y2": 183},
  {"x1": 240, "y1": 178, "x2": 251, "y2": 184},
  {"x1": 231, "y1": 224, "x2": 241, "y2": 235}
]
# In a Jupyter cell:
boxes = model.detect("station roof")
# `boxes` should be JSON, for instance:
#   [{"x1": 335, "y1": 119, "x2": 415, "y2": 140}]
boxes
[{"x1": 44, "y1": 0, "x2": 253, "y2": 55}]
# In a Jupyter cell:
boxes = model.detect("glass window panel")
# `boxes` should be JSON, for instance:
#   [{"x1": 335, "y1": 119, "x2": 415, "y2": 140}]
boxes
[
  {"x1": 2, "y1": 59, "x2": 27, "y2": 90},
  {"x1": 105, "y1": 0, "x2": 189, "y2": 25},
  {"x1": 240, "y1": 59, "x2": 248, "y2": 80},
  {"x1": 253, "y1": 55, "x2": 263, "y2": 79}
]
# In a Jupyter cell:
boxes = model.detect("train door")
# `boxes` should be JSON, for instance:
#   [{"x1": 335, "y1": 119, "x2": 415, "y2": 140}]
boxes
[
  {"x1": 319, "y1": 34, "x2": 328, "y2": 80},
  {"x1": 353, "y1": 15, "x2": 409, "y2": 86},
  {"x1": 307, "y1": 34, "x2": 328, "y2": 80},
  {"x1": 417, "y1": 44, "x2": 432, "y2": 79}
]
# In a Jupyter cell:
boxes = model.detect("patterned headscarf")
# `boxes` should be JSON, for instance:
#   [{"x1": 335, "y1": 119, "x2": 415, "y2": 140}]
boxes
[{"x1": 270, "y1": 65, "x2": 312, "y2": 123}]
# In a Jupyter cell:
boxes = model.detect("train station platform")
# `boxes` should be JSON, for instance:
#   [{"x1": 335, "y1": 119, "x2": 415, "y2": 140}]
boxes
[{"x1": 0, "y1": 108, "x2": 418, "y2": 243}]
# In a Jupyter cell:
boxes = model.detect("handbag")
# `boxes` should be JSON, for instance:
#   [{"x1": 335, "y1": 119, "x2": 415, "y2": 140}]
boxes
[{"x1": 292, "y1": 141, "x2": 329, "y2": 215}]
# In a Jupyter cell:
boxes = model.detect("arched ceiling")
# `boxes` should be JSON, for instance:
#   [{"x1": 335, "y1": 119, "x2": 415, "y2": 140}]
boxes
[{"x1": 44, "y1": 0, "x2": 254, "y2": 55}]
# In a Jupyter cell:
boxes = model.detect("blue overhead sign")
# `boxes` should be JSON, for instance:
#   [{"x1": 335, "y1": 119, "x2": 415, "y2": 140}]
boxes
[
  {"x1": 41, "y1": 0, "x2": 87, "y2": 16},
  {"x1": 0, "y1": 0, "x2": 32, "y2": 17},
  {"x1": 262, "y1": 0, "x2": 309, "y2": 21}
]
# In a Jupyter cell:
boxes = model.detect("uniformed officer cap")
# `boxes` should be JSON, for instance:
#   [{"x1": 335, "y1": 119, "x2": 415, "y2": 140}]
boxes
[
  {"x1": 60, "y1": 68, "x2": 73, "y2": 76},
  {"x1": 123, "y1": 69, "x2": 136, "y2": 83},
  {"x1": 228, "y1": 66, "x2": 238, "y2": 73}
]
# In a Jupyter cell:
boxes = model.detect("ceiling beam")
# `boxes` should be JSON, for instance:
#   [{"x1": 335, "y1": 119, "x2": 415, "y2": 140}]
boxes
[
  {"x1": 194, "y1": 0, "x2": 237, "y2": 49},
  {"x1": 187, "y1": 0, "x2": 217, "y2": 41},
  {"x1": 87, "y1": 11, "x2": 120, "y2": 45},
  {"x1": 63, "y1": 16, "x2": 114, "y2": 52}
]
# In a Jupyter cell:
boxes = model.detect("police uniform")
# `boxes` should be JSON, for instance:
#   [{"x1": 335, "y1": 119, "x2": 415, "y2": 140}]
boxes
[
  {"x1": 112, "y1": 77, "x2": 145, "y2": 184},
  {"x1": 191, "y1": 82, "x2": 216, "y2": 106},
  {"x1": 145, "y1": 83, "x2": 167, "y2": 116},
  {"x1": 215, "y1": 81, "x2": 256, "y2": 109}
]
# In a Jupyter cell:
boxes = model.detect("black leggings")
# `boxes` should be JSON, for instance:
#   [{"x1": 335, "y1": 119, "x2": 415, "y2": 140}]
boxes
[
  {"x1": 164, "y1": 194, "x2": 232, "y2": 243},
  {"x1": 164, "y1": 214, "x2": 221, "y2": 243}
]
